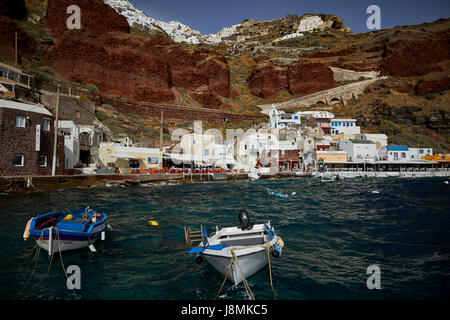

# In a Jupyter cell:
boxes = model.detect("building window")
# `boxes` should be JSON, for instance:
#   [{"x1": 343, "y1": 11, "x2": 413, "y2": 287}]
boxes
[
  {"x1": 38, "y1": 155, "x2": 48, "y2": 167},
  {"x1": 401, "y1": 152, "x2": 406, "y2": 159},
  {"x1": 42, "y1": 119, "x2": 51, "y2": 131},
  {"x1": 204, "y1": 149, "x2": 209, "y2": 156},
  {"x1": 16, "y1": 116, "x2": 26, "y2": 128},
  {"x1": 13, "y1": 155, "x2": 24, "y2": 166},
  {"x1": 419, "y1": 149, "x2": 423, "y2": 154},
  {"x1": 75, "y1": 111, "x2": 81, "y2": 120}
]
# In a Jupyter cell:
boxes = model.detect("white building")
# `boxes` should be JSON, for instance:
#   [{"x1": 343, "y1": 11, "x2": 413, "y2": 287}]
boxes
[
  {"x1": 409, "y1": 147, "x2": 433, "y2": 160},
  {"x1": 385, "y1": 145, "x2": 410, "y2": 162},
  {"x1": 280, "y1": 33, "x2": 304, "y2": 40},
  {"x1": 171, "y1": 131, "x2": 235, "y2": 168},
  {"x1": 331, "y1": 119, "x2": 360, "y2": 136},
  {"x1": 58, "y1": 121, "x2": 80, "y2": 169},
  {"x1": 356, "y1": 134, "x2": 388, "y2": 150},
  {"x1": 98, "y1": 142, "x2": 161, "y2": 172},
  {"x1": 268, "y1": 106, "x2": 302, "y2": 129},
  {"x1": 298, "y1": 15, "x2": 324, "y2": 32},
  {"x1": 338, "y1": 139, "x2": 377, "y2": 162}
]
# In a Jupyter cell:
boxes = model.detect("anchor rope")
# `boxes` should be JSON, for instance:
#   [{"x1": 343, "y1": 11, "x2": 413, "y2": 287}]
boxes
[
  {"x1": 231, "y1": 249, "x2": 255, "y2": 300},
  {"x1": 213, "y1": 255, "x2": 234, "y2": 300},
  {"x1": 15, "y1": 229, "x2": 45, "y2": 298},
  {"x1": 212, "y1": 241, "x2": 279, "y2": 301},
  {"x1": 55, "y1": 228, "x2": 78, "y2": 300}
]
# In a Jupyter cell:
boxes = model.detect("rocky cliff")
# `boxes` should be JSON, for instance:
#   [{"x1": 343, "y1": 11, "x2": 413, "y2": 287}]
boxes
[{"x1": 0, "y1": 0, "x2": 448, "y2": 151}]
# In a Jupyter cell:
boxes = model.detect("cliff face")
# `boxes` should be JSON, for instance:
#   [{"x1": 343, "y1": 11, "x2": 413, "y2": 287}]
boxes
[
  {"x1": 0, "y1": 1, "x2": 448, "y2": 150},
  {"x1": 380, "y1": 31, "x2": 449, "y2": 77},
  {"x1": 247, "y1": 62, "x2": 336, "y2": 98},
  {"x1": 42, "y1": 0, "x2": 230, "y2": 105}
]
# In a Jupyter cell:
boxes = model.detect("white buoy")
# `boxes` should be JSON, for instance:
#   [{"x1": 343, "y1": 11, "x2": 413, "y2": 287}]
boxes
[
  {"x1": 101, "y1": 231, "x2": 105, "y2": 241},
  {"x1": 291, "y1": 192, "x2": 296, "y2": 196},
  {"x1": 107, "y1": 224, "x2": 113, "y2": 231},
  {"x1": 88, "y1": 244, "x2": 97, "y2": 252}
]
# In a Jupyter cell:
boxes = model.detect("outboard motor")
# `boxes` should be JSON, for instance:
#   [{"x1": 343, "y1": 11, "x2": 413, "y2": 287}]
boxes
[{"x1": 238, "y1": 209, "x2": 251, "y2": 230}]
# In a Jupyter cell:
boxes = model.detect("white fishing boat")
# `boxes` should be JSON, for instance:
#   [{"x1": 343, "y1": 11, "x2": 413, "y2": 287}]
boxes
[{"x1": 185, "y1": 211, "x2": 283, "y2": 285}]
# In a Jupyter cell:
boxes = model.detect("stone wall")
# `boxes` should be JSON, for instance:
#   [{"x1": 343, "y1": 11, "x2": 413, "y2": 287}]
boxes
[{"x1": 0, "y1": 107, "x2": 64, "y2": 176}]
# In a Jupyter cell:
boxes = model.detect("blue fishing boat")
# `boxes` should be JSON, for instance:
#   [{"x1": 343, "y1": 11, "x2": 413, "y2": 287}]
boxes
[
  {"x1": 23, "y1": 207, "x2": 107, "y2": 254},
  {"x1": 266, "y1": 188, "x2": 289, "y2": 198}
]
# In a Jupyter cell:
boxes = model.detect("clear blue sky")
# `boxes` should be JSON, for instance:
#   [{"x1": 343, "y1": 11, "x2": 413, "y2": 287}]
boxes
[{"x1": 129, "y1": 0, "x2": 449, "y2": 34}]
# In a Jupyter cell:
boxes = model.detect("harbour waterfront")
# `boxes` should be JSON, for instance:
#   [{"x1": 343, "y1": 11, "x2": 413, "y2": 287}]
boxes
[{"x1": 0, "y1": 177, "x2": 449, "y2": 300}]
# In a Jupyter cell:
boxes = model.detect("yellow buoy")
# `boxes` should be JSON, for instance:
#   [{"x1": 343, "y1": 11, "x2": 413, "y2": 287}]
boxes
[
  {"x1": 64, "y1": 214, "x2": 74, "y2": 220},
  {"x1": 148, "y1": 220, "x2": 159, "y2": 227}
]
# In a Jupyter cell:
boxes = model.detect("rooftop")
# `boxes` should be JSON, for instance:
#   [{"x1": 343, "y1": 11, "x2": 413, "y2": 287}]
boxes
[
  {"x1": 0, "y1": 99, "x2": 52, "y2": 116},
  {"x1": 388, "y1": 145, "x2": 409, "y2": 151}
]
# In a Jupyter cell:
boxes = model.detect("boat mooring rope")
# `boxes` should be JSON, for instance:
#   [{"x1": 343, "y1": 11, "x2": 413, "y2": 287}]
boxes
[
  {"x1": 231, "y1": 249, "x2": 255, "y2": 300},
  {"x1": 213, "y1": 242, "x2": 279, "y2": 300},
  {"x1": 265, "y1": 244, "x2": 277, "y2": 299},
  {"x1": 55, "y1": 228, "x2": 78, "y2": 300},
  {"x1": 16, "y1": 229, "x2": 45, "y2": 298},
  {"x1": 16, "y1": 228, "x2": 77, "y2": 300},
  {"x1": 213, "y1": 255, "x2": 234, "y2": 300}
]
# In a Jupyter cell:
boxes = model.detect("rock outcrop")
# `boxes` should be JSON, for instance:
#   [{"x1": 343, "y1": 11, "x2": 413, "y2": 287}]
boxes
[
  {"x1": 247, "y1": 62, "x2": 336, "y2": 98},
  {"x1": 42, "y1": 0, "x2": 230, "y2": 105}
]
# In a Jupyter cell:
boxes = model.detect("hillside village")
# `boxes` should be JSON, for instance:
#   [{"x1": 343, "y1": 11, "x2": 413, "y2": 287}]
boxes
[
  {"x1": 0, "y1": 57, "x2": 447, "y2": 181},
  {"x1": 0, "y1": 0, "x2": 448, "y2": 187}
]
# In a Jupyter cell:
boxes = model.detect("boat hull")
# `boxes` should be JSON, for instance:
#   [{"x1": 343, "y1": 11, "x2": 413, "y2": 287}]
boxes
[
  {"x1": 36, "y1": 237, "x2": 98, "y2": 253},
  {"x1": 204, "y1": 248, "x2": 269, "y2": 286},
  {"x1": 34, "y1": 221, "x2": 106, "y2": 253}
]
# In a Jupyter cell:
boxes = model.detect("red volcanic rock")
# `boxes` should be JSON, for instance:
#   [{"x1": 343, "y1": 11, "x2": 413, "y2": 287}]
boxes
[
  {"x1": 247, "y1": 62, "x2": 336, "y2": 98},
  {"x1": 191, "y1": 89, "x2": 223, "y2": 108},
  {"x1": 288, "y1": 62, "x2": 336, "y2": 95},
  {"x1": 254, "y1": 55, "x2": 270, "y2": 63},
  {"x1": 304, "y1": 45, "x2": 358, "y2": 58},
  {"x1": 45, "y1": 31, "x2": 174, "y2": 103},
  {"x1": 381, "y1": 32, "x2": 449, "y2": 77},
  {"x1": 41, "y1": 1, "x2": 230, "y2": 106},
  {"x1": 415, "y1": 77, "x2": 450, "y2": 95},
  {"x1": 247, "y1": 65, "x2": 288, "y2": 98},
  {"x1": 332, "y1": 57, "x2": 381, "y2": 72},
  {"x1": 45, "y1": 0, "x2": 130, "y2": 39},
  {"x1": 166, "y1": 46, "x2": 230, "y2": 98},
  {"x1": 0, "y1": 15, "x2": 36, "y2": 62}
]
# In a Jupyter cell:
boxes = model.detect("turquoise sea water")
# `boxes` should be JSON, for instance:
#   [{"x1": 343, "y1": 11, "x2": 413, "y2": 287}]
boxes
[{"x1": 0, "y1": 177, "x2": 449, "y2": 300}]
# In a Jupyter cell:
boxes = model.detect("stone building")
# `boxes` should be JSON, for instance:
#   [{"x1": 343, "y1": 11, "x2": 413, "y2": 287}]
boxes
[{"x1": 0, "y1": 99, "x2": 64, "y2": 176}]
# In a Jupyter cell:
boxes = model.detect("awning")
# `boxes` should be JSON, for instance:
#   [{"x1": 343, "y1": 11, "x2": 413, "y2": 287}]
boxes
[{"x1": 108, "y1": 153, "x2": 142, "y2": 160}]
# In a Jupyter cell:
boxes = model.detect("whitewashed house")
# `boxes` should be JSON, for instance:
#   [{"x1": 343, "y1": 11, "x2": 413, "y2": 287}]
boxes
[
  {"x1": 338, "y1": 139, "x2": 377, "y2": 162},
  {"x1": 331, "y1": 119, "x2": 360, "y2": 137},
  {"x1": 58, "y1": 120, "x2": 80, "y2": 169},
  {"x1": 409, "y1": 147, "x2": 433, "y2": 160},
  {"x1": 385, "y1": 145, "x2": 410, "y2": 162}
]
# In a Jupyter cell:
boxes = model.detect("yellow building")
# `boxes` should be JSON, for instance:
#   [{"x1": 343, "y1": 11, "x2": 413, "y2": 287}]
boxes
[
  {"x1": 98, "y1": 142, "x2": 161, "y2": 173},
  {"x1": 316, "y1": 150, "x2": 348, "y2": 163}
]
